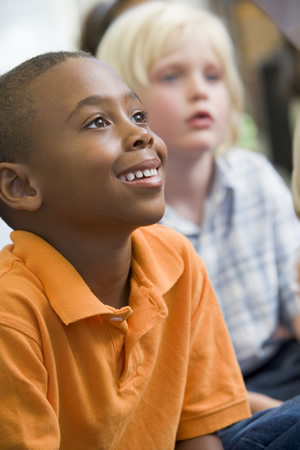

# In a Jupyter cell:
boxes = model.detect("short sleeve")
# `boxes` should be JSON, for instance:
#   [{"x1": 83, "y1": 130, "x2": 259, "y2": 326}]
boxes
[{"x1": 0, "y1": 316, "x2": 60, "y2": 448}]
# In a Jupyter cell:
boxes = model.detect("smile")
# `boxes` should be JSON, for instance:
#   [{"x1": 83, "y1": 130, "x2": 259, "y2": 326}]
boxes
[{"x1": 119, "y1": 168, "x2": 158, "y2": 182}]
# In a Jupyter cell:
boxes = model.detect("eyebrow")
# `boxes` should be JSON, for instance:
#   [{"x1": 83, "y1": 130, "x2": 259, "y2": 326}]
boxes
[{"x1": 66, "y1": 91, "x2": 141, "y2": 122}]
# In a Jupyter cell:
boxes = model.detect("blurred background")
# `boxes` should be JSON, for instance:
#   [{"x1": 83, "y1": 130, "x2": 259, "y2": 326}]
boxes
[{"x1": 0, "y1": 0, "x2": 299, "y2": 247}]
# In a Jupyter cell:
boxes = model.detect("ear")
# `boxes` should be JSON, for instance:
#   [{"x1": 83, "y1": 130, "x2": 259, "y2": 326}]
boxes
[{"x1": 0, "y1": 162, "x2": 42, "y2": 212}]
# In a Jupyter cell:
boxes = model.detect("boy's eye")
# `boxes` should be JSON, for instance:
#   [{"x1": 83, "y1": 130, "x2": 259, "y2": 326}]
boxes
[
  {"x1": 162, "y1": 73, "x2": 178, "y2": 83},
  {"x1": 132, "y1": 110, "x2": 148, "y2": 123},
  {"x1": 205, "y1": 71, "x2": 221, "y2": 83},
  {"x1": 86, "y1": 116, "x2": 109, "y2": 129}
]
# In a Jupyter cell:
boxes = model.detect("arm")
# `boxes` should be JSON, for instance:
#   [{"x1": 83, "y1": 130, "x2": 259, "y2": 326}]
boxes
[
  {"x1": 265, "y1": 162, "x2": 300, "y2": 333},
  {"x1": 292, "y1": 115, "x2": 300, "y2": 218},
  {"x1": 247, "y1": 391, "x2": 283, "y2": 413},
  {"x1": 291, "y1": 117, "x2": 300, "y2": 334},
  {"x1": 176, "y1": 433, "x2": 223, "y2": 450},
  {"x1": 0, "y1": 320, "x2": 60, "y2": 448},
  {"x1": 292, "y1": 312, "x2": 300, "y2": 341}
]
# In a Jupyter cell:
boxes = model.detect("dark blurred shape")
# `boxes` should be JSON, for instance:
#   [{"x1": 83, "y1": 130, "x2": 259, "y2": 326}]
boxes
[
  {"x1": 260, "y1": 39, "x2": 300, "y2": 174},
  {"x1": 80, "y1": 0, "x2": 154, "y2": 56},
  {"x1": 80, "y1": 1, "x2": 113, "y2": 56},
  {"x1": 251, "y1": 0, "x2": 300, "y2": 174}
]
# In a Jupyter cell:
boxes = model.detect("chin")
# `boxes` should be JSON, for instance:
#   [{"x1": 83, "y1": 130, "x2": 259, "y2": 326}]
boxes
[{"x1": 139, "y1": 205, "x2": 166, "y2": 227}]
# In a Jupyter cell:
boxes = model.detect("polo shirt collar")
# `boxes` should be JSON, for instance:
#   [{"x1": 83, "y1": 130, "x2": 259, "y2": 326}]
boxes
[
  {"x1": 131, "y1": 226, "x2": 184, "y2": 295},
  {"x1": 10, "y1": 228, "x2": 183, "y2": 325}
]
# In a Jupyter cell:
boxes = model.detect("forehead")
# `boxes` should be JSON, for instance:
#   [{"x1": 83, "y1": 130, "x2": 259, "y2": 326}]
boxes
[
  {"x1": 153, "y1": 30, "x2": 220, "y2": 70},
  {"x1": 31, "y1": 58, "x2": 133, "y2": 113}
]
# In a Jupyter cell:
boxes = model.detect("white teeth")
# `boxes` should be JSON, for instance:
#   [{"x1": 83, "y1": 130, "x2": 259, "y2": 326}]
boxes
[
  {"x1": 126, "y1": 173, "x2": 135, "y2": 181},
  {"x1": 121, "y1": 167, "x2": 158, "y2": 181}
]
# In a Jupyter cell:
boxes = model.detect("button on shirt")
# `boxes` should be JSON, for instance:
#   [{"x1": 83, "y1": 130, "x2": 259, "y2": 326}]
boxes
[{"x1": 161, "y1": 149, "x2": 300, "y2": 375}]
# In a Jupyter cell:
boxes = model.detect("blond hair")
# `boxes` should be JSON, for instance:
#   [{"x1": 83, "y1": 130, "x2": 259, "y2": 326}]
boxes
[{"x1": 97, "y1": 1, "x2": 244, "y2": 153}]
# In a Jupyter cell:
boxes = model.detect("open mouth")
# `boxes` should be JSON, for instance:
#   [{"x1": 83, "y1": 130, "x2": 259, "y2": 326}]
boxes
[
  {"x1": 190, "y1": 111, "x2": 211, "y2": 120},
  {"x1": 187, "y1": 111, "x2": 212, "y2": 128},
  {"x1": 119, "y1": 168, "x2": 158, "y2": 182}
]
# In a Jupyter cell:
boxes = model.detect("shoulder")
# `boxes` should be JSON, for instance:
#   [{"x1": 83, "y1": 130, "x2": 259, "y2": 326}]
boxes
[
  {"x1": 0, "y1": 244, "x2": 32, "y2": 289},
  {"x1": 222, "y1": 148, "x2": 277, "y2": 173},
  {"x1": 0, "y1": 245, "x2": 44, "y2": 341},
  {"x1": 219, "y1": 148, "x2": 290, "y2": 196}
]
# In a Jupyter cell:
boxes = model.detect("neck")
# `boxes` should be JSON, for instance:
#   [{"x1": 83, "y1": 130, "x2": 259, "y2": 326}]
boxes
[
  {"x1": 40, "y1": 229, "x2": 133, "y2": 310},
  {"x1": 165, "y1": 150, "x2": 215, "y2": 225}
]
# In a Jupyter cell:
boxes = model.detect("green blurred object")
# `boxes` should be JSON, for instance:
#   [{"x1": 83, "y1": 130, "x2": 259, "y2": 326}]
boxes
[{"x1": 238, "y1": 113, "x2": 259, "y2": 151}]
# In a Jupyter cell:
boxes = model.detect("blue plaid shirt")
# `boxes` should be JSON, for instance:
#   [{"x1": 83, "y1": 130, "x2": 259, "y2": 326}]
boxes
[{"x1": 161, "y1": 149, "x2": 300, "y2": 375}]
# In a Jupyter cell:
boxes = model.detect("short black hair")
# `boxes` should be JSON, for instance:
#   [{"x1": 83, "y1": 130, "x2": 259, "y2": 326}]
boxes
[{"x1": 0, "y1": 50, "x2": 93, "y2": 163}]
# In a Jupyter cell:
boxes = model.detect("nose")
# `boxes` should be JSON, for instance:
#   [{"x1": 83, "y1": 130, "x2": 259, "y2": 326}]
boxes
[
  {"x1": 187, "y1": 73, "x2": 208, "y2": 101},
  {"x1": 124, "y1": 125, "x2": 154, "y2": 151}
]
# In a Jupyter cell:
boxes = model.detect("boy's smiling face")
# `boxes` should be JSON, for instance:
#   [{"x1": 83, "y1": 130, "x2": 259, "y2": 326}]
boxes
[{"x1": 27, "y1": 58, "x2": 167, "y2": 235}]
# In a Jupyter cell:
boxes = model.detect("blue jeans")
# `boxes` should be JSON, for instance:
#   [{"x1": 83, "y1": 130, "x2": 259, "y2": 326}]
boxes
[{"x1": 218, "y1": 395, "x2": 300, "y2": 449}]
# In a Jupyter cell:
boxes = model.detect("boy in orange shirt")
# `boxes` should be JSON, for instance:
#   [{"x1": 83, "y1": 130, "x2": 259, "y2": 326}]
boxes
[
  {"x1": 0, "y1": 49, "x2": 248, "y2": 450},
  {"x1": 0, "y1": 51, "x2": 298, "y2": 449}
]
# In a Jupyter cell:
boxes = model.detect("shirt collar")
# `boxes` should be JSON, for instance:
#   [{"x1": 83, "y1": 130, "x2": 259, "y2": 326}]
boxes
[
  {"x1": 10, "y1": 227, "x2": 183, "y2": 325},
  {"x1": 131, "y1": 226, "x2": 184, "y2": 295}
]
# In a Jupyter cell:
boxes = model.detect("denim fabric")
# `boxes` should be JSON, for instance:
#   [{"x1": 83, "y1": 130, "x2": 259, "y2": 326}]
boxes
[{"x1": 218, "y1": 395, "x2": 300, "y2": 449}]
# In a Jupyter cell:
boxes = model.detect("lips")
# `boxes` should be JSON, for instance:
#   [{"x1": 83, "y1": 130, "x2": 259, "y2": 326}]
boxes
[{"x1": 187, "y1": 110, "x2": 213, "y2": 128}]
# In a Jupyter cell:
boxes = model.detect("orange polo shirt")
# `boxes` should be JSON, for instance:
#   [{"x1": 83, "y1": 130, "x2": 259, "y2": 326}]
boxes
[{"x1": 0, "y1": 225, "x2": 250, "y2": 449}]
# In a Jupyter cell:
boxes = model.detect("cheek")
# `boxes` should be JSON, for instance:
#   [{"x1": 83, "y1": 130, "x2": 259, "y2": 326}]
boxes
[
  {"x1": 144, "y1": 91, "x2": 180, "y2": 139},
  {"x1": 215, "y1": 91, "x2": 231, "y2": 134}
]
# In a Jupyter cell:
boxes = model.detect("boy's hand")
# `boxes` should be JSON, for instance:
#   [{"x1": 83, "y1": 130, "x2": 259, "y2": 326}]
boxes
[
  {"x1": 176, "y1": 433, "x2": 223, "y2": 449},
  {"x1": 248, "y1": 391, "x2": 283, "y2": 413}
]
